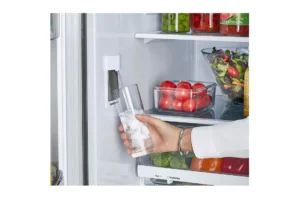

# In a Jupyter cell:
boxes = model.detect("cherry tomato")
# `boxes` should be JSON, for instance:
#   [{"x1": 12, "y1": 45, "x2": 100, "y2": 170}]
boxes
[
  {"x1": 195, "y1": 98, "x2": 206, "y2": 110},
  {"x1": 192, "y1": 83, "x2": 207, "y2": 97},
  {"x1": 227, "y1": 66, "x2": 240, "y2": 78},
  {"x1": 159, "y1": 96, "x2": 173, "y2": 110},
  {"x1": 203, "y1": 94, "x2": 212, "y2": 107},
  {"x1": 175, "y1": 83, "x2": 192, "y2": 101},
  {"x1": 203, "y1": 14, "x2": 210, "y2": 24},
  {"x1": 183, "y1": 99, "x2": 196, "y2": 112},
  {"x1": 171, "y1": 99, "x2": 183, "y2": 111},
  {"x1": 222, "y1": 55, "x2": 231, "y2": 62},
  {"x1": 195, "y1": 94, "x2": 212, "y2": 110},
  {"x1": 177, "y1": 81, "x2": 192, "y2": 88},
  {"x1": 159, "y1": 80, "x2": 177, "y2": 96}
]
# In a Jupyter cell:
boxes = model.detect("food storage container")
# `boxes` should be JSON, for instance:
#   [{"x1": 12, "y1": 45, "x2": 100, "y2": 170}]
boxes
[
  {"x1": 201, "y1": 47, "x2": 249, "y2": 105},
  {"x1": 154, "y1": 80, "x2": 216, "y2": 115},
  {"x1": 162, "y1": 13, "x2": 190, "y2": 33},
  {"x1": 220, "y1": 13, "x2": 249, "y2": 36},
  {"x1": 221, "y1": 158, "x2": 249, "y2": 175},
  {"x1": 190, "y1": 13, "x2": 220, "y2": 33},
  {"x1": 149, "y1": 151, "x2": 195, "y2": 169},
  {"x1": 190, "y1": 158, "x2": 222, "y2": 172}
]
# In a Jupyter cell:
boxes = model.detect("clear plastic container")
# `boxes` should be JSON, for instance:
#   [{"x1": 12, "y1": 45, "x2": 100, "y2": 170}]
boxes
[
  {"x1": 191, "y1": 13, "x2": 220, "y2": 33},
  {"x1": 112, "y1": 84, "x2": 154, "y2": 158},
  {"x1": 220, "y1": 13, "x2": 249, "y2": 36},
  {"x1": 154, "y1": 80, "x2": 216, "y2": 115},
  {"x1": 162, "y1": 13, "x2": 190, "y2": 33}
]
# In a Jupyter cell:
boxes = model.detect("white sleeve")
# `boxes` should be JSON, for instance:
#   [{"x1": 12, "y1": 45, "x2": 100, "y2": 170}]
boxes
[{"x1": 191, "y1": 117, "x2": 249, "y2": 159}]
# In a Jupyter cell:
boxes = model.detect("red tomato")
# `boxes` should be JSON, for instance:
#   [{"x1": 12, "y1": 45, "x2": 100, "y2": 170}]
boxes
[
  {"x1": 227, "y1": 66, "x2": 240, "y2": 78},
  {"x1": 192, "y1": 83, "x2": 207, "y2": 97},
  {"x1": 203, "y1": 94, "x2": 212, "y2": 107},
  {"x1": 195, "y1": 98, "x2": 206, "y2": 110},
  {"x1": 195, "y1": 94, "x2": 212, "y2": 110},
  {"x1": 183, "y1": 99, "x2": 196, "y2": 112},
  {"x1": 203, "y1": 14, "x2": 210, "y2": 24},
  {"x1": 175, "y1": 83, "x2": 192, "y2": 101},
  {"x1": 177, "y1": 81, "x2": 192, "y2": 88},
  {"x1": 213, "y1": 14, "x2": 220, "y2": 23},
  {"x1": 193, "y1": 22, "x2": 200, "y2": 28},
  {"x1": 200, "y1": 20, "x2": 208, "y2": 31},
  {"x1": 159, "y1": 80, "x2": 177, "y2": 96},
  {"x1": 221, "y1": 158, "x2": 249, "y2": 175},
  {"x1": 171, "y1": 99, "x2": 183, "y2": 111},
  {"x1": 159, "y1": 96, "x2": 173, "y2": 110},
  {"x1": 222, "y1": 55, "x2": 231, "y2": 62}
]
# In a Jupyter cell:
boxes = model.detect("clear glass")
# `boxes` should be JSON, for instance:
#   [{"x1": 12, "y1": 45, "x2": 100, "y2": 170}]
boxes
[
  {"x1": 112, "y1": 84, "x2": 154, "y2": 158},
  {"x1": 190, "y1": 13, "x2": 220, "y2": 33},
  {"x1": 161, "y1": 13, "x2": 190, "y2": 33}
]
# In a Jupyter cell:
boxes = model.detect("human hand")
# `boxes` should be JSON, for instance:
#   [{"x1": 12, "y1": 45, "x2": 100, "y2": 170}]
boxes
[{"x1": 119, "y1": 114, "x2": 181, "y2": 155}]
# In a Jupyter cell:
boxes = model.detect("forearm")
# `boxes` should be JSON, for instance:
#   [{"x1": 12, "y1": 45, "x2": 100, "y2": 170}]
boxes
[{"x1": 191, "y1": 118, "x2": 249, "y2": 158}]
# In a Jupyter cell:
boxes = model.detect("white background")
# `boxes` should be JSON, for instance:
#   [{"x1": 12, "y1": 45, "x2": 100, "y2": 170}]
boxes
[{"x1": 0, "y1": 0, "x2": 299, "y2": 198}]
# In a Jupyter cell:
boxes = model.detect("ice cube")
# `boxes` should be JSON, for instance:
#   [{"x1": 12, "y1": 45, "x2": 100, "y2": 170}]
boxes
[
  {"x1": 141, "y1": 125, "x2": 150, "y2": 138},
  {"x1": 128, "y1": 118, "x2": 139, "y2": 131}
]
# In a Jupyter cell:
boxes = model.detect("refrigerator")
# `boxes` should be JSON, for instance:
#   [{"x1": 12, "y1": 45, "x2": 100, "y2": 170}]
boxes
[{"x1": 50, "y1": 13, "x2": 249, "y2": 186}]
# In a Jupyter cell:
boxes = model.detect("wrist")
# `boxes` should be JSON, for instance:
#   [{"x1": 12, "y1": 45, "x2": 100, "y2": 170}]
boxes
[{"x1": 181, "y1": 128, "x2": 193, "y2": 152}]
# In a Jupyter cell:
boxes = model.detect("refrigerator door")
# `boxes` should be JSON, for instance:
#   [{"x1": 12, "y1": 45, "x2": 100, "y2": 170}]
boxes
[
  {"x1": 86, "y1": 13, "x2": 193, "y2": 185},
  {"x1": 53, "y1": 13, "x2": 84, "y2": 185}
]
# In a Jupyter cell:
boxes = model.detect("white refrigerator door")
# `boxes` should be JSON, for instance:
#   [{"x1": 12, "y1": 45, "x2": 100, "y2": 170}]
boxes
[
  {"x1": 86, "y1": 13, "x2": 193, "y2": 185},
  {"x1": 54, "y1": 13, "x2": 84, "y2": 185}
]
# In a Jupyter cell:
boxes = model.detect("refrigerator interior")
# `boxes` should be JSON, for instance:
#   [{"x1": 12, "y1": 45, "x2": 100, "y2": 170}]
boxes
[{"x1": 86, "y1": 13, "x2": 249, "y2": 185}]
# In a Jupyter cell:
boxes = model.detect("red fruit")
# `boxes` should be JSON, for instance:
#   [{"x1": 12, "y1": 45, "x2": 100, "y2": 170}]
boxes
[
  {"x1": 203, "y1": 14, "x2": 210, "y2": 24},
  {"x1": 183, "y1": 99, "x2": 196, "y2": 112},
  {"x1": 175, "y1": 83, "x2": 192, "y2": 101},
  {"x1": 159, "y1": 96, "x2": 173, "y2": 110},
  {"x1": 195, "y1": 98, "x2": 206, "y2": 110},
  {"x1": 203, "y1": 94, "x2": 212, "y2": 107},
  {"x1": 228, "y1": 66, "x2": 240, "y2": 78},
  {"x1": 192, "y1": 83, "x2": 207, "y2": 97},
  {"x1": 177, "y1": 81, "x2": 192, "y2": 88},
  {"x1": 222, "y1": 55, "x2": 231, "y2": 62},
  {"x1": 159, "y1": 80, "x2": 177, "y2": 96},
  {"x1": 200, "y1": 20, "x2": 208, "y2": 31},
  {"x1": 193, "y1": 22, "x2": 200, "y2": 28},
  {"x1": 196, "y1": 94, "x2": 212, "y2": 110},
  {"x1": 213, "y1": 14, "x2": 220, "y2": 22},
  {"x1": 171, "y1": 99, "x2": 184, "y2": 111}
]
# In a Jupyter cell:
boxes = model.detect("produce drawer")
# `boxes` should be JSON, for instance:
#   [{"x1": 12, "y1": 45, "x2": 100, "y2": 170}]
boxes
[
  {"x1": 138, "y1": 110, "x2": 249, "y2": 186},
  {"x1": 137, "y1": 165, "x2": 248, "y2": 185}
]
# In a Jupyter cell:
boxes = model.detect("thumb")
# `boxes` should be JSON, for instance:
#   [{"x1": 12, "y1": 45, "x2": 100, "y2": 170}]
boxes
[{"x1": 135, "y1": 114, "x2": 160, "y2": 126}]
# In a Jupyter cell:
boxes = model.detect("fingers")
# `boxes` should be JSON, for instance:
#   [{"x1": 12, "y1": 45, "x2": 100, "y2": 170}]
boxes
[
  {"x1": 121, "y1": 133, "x2": 128, "y2": 140},
  {"x1": 136, "y1": 114, "x2": 160, "y2": 126},
  {"x1": 121, "y1": 133, "x2": 131, "y2": 155},
  {"x1": 119, "y1": 125, "x2": 124, "y2": 132},
  {"x1": 123, "y1": 139, "x2": 129, "y2": 148},
  {"x1": 126, "y1": 148, "x2": 131, "y2": 155}
]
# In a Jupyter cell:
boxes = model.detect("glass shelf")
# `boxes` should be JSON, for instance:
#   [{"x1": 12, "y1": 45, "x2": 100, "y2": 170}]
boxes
[
  {"x1": 145, "y1": 95, "x2": 246, "y2": 125},
  {"x1": 135, "y1": 31, "x2": 249, "y2": 44}
]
